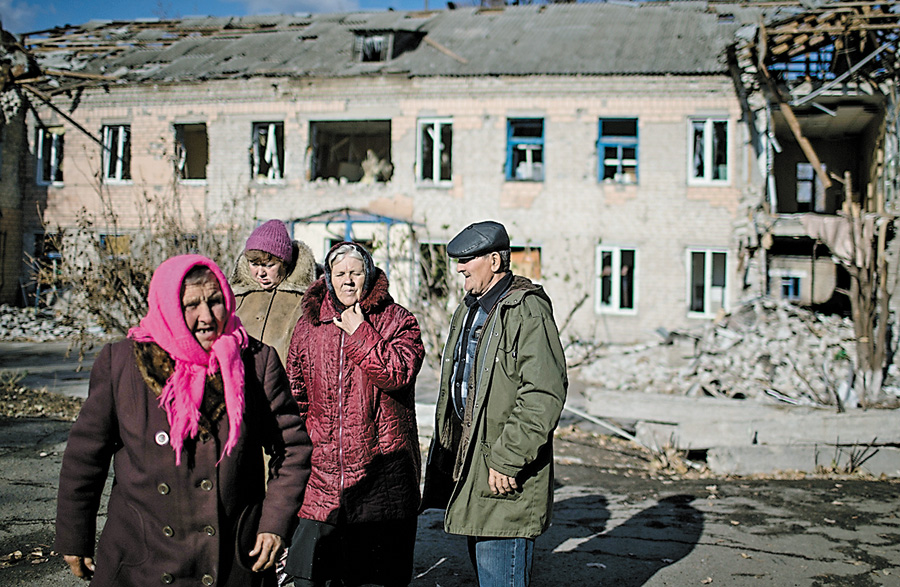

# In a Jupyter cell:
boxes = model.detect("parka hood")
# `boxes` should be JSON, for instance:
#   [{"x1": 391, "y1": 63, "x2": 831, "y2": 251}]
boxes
[{"x1": 231, "y1": 240, "x2": 317, "y2": 295}]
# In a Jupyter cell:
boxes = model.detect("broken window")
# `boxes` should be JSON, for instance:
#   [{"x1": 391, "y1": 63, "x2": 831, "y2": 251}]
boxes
[
  {"x1": 688, "y1": 249, "x2": 727, "y2": 316},
  {"x1": 355, "y1": 33, "x2": 389, "y2": 62},
  {"x1": 781, "y1": 275, "x2": 802, "y2": 301},
  {"x1": 102, "y1": 124, "x2": 131, "y2": 182},
  {"x1": 507, "y1": 118, "x2": 544, "y2": 182},
  {"x1": 596, "y1": 246, "x2": 636, "y2": 313},
  {"x1": 417, "y1": 118, "x2": 452, "y2": 184},
  {"x1": 251, "y1": 122, "x2": 284, "y2": 182},
  {"x1": 598, "y1": 118, "x2": 638, "y2": 184},
  {"x1": 796, "y1": 162, "x2": 826, "y2": 213},
  {"x1": 309, "y1": 120, "x2": 392, "y2": 183},
  {"x1": 175, "y1": 123, "x2": 208, "y2": 181},
  {"x1": 37, "y1": 126, "x2": 64, "y2": 184},
  {"x1": 510, "y1": 246, "x2": 541, "y2": 282},
  {"x1": 689, "y1": 118, "x2": 728, "y2": 184}
]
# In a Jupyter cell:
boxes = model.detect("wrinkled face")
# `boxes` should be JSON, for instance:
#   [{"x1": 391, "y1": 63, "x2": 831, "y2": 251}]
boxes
[
  {"x1": 248, "y1": 259, "x2": 285, "y2": 291},
  {"x1": 331, "y1": 256, "x2": 366, "y2": 307},
  {"x1": 457, "y1": 252, "x2": 500, "y2": 297},
  {"x1": 182, "y1": 270, "x2": 227, "y2": 351}
]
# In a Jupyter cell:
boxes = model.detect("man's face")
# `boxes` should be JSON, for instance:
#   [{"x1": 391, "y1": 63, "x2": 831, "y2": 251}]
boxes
[
  {"x1": 182, "y1": 270, "x2": 227, "y2": 351},
  {"x1": 457, "y1": 253, "x2": 499, "y2": 297}
]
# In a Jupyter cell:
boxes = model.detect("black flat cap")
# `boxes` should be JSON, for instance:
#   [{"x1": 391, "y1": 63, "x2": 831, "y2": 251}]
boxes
[{"x1": 447, "y1": 221, "x2": 510, "y2": 258}]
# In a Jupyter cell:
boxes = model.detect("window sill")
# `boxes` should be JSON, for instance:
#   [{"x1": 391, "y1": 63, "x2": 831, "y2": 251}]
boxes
[
  {"x1": 179, "y1": 179, "x2": 208, "y2": 185},
  {"x1": 596, "y1": 308, "x2": 638, "y2": 316},
  {"x1": 687, "y1": 179, "x2": 730, "y2": 187},
  {"x1": 36, "y1": 181, "x2": 65, "y2": 188},
  {"x1": 103, "y1": 179, "x2": 133, "y2": 185},
  {"x1": 415, "y1": 181, "x2": 453, "y2": 189}
]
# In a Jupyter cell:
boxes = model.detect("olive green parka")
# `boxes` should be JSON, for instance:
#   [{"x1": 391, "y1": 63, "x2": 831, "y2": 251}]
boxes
[{"x1": 421, "y1": 275, "x2": 567, "y2": 539}]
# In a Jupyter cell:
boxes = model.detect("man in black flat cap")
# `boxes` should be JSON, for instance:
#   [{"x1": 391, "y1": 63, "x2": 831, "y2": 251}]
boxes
[{"x1": 422, "y1": 220, "x2": 567, "y2": 587}]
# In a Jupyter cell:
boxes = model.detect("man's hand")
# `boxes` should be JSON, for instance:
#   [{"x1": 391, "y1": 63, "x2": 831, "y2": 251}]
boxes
[
  {"x1": 488, "y1": 467, "x2": 518, "y2": 495},
  {"x1": 334, "y1": 303, "x2": 364, "y2": 335},
  {"x1": 64, "y1": 555, "x2": 95, "y2": 580},
  {"x1": 249, "y1": 532, "x2": 284, "y2": 572}
]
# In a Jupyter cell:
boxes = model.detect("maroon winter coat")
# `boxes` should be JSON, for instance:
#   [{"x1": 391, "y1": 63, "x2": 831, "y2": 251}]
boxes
[
  {"x1": 286, "y1": 268, "x2": 424, "y2": 524},
  {"x1": 54, "y1": 338, "x2": 312, "y2": 587}
]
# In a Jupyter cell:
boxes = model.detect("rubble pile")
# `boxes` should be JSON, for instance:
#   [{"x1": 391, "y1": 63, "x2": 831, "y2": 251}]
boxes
[
  {"x1": 578, "y1": 298, "x2": 898, "y2": 407},
  {"x1": 0, "y1": 304, "x2": 83, "y2": 341}
]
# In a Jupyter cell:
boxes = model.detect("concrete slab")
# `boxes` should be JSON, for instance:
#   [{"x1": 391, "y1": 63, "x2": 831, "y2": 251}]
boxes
[{"x1": 707, "y1": 445, "x2": 900, "y2": 477}]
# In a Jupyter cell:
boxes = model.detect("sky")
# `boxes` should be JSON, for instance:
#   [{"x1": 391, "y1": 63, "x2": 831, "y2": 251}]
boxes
[{"x1": 1, "y1": 0, "x2": 446, "y2": 35}]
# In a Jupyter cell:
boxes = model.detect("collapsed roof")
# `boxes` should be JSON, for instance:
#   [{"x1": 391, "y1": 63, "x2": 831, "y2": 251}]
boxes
[{"x1": 22, "y1": 3, "x2": 745, "y2": 96}]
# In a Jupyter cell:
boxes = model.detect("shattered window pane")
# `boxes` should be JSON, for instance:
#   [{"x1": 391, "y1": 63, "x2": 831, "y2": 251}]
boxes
[
  {"x1": 418, "y1": 118, "x2": 452, "y2": 184},
  {"x1": 357, "y1": 34, "x2": 388, "y2": 62},
  {"x1": 507, "y1": 119, "x2": 544, "y2": 182},
  {"x1": 690, "y1": 118, "x2": 728, "y2": 184},
  {"x1": 599, "y1": 118, "x2": 638, "y2": 183},
  {"x1": 175, "y1": 123, "x2": 208, "y2": 181},
  {"x1": 251, "y1": 122, "x2": 284, "y2": 182},
  {"x1": 310, "y1": 120, "x2": 391, "y2": 183},
  {"x1": 689, "y1": 249, "x2": 728, "y2": 315},
  {"x1": 597, "y1": 246, "x2": 637, "y2": 313},
  {"x1": 102, "y1": 125, "x2": 131, "y2": 181},
  {"x1": 38, "y1": 126, "x2": 64, "y2": 184}
]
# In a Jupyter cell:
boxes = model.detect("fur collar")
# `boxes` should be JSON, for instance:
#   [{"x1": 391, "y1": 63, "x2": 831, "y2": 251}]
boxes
[
  {"x1": 231, "y1": 240, "x2": 317, "y2": 296},
  {"x1": 301, "y1": 268, "x2": 393, "y2": 326}
]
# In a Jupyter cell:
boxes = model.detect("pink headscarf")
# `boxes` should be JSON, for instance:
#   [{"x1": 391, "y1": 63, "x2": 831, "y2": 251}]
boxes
[{"x1": 128, "y1": 255, "x2": 249, "y2": 466}]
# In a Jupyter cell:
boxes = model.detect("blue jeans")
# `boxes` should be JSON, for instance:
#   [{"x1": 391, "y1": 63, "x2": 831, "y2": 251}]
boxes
[{"x1": 467, "y1": 537, "x2": 535, "y2": 587}]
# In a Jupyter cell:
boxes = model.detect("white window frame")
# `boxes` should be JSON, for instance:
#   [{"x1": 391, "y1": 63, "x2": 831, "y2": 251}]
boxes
[
  {"x1": 416, "y1": 118, "x2": 452, "y2": 186},
  {"x1": 251, "y1": 122, "x2": 284, "y2": 183},
  {"x1": 688, "y1": 117, "x2": 729, "y2": 185},
  {"x1": 686, "y1": 248, "x2": 729, "y2": 318},
  {"x1": 37, "y1": 126, "x2": 64, "y2": 185},
  {"x1": 102, "y1": 124, "x2": 131, "y2": 182},
  {"x1": 595, "y1": 245, "x2": 638, "y2": 315}
]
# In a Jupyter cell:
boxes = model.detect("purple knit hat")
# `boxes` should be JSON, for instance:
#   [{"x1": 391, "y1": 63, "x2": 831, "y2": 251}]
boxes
[{"x1": 244, "y1": 220, "x2": 293, "y2": 264}]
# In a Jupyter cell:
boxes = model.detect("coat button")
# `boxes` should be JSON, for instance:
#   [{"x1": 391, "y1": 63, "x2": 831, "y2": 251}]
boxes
[
  {"x1": 155, "y1": 431, "x2": 169, "y2": 446},
  {"x1": 204, "y1": 525, "x2": 216, "y2": 536},
  {"x1": 162, "y1": 526, "x2": 174, "y2": 537},
  {"x1": 157, "y1": 483, "x2": 170, "y2": 495},
  {"x1": 161, "y1": 573, "x2": 174, "y2": 584},
  {"x1": 202, "y1": 573, "x2": 215, "y2": 585},
  {"x1": 200, "y1": 479, "x2": 213, "y2": 491}
]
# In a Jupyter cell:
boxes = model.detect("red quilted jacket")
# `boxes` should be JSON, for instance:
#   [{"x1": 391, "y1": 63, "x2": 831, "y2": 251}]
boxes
[{"x1": 286, "y1": 268, "x2": 425, "y2": 523}]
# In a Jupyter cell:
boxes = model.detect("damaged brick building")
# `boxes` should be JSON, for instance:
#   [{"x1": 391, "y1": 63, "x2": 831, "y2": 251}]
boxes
[{"x1": 8, "y1": 1, "x2": 900, "y2": 354}]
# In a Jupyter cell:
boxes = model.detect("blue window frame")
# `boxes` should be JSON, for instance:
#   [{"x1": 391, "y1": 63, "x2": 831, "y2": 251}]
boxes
[
  {"x1": 506, "y1": 118, "x2": 543, "y2": 181},
  {"x1": 598, "y1": 118, "x2": 638, "y2": 184}
]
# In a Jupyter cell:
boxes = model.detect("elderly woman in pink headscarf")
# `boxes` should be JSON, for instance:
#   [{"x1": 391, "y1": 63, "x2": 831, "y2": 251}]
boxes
[{"x1": 54, "y1": 254, "x2": 312, "y2": 587}]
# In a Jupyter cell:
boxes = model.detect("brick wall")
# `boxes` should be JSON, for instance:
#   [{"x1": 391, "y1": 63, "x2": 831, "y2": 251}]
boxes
[{"x1": 25, "y1": 74, "x2": 746, "y2": 343}]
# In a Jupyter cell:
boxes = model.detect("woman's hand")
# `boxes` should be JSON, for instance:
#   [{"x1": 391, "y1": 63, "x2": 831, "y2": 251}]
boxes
[
  {"x1": 249, "y1": 532, "x2": 284, "y2": 572},
  {"x1": 64, "y1": 555, "x2": 95, "y2": 580},
  {"x1": 334, "y1": 303, "x2": 364, "y2": 335}
]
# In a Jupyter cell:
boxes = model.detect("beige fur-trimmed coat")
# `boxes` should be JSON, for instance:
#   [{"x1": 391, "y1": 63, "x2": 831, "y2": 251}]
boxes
[{"x1": 231, "y1": 240, "x2": 318, "y2": 365}]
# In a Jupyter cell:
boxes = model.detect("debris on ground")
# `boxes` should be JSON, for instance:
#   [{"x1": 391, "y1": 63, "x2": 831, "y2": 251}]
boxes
[
  {"x1": 0, "y1": 304, "x2": 84, "y2": 342},
  {"x1": 0, "y1": 371, "x2": 83, "y2": 421},
  {"x1": 578, "y1": 297, "x2": 900, "y2": 408}
]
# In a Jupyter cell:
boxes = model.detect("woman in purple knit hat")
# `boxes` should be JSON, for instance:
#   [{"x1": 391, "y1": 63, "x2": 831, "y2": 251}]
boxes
[{"x1": 231, "y1": 219, "x2": 318, "y2": 366}]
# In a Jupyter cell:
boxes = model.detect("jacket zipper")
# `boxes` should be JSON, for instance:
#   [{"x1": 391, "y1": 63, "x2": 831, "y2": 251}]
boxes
[{"x1": 338, "y1": 330, "x2": 346, "y2": 501}]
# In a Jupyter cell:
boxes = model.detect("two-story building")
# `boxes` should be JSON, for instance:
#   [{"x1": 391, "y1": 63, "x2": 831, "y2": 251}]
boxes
[{"x1": 15, "y1": 1, "x2": 899, "y2": 349}]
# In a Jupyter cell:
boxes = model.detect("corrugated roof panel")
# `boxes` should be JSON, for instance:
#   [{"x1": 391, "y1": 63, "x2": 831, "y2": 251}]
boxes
[{"x1": 34, "y1": 3, "x2": 741, "y2": 82}]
